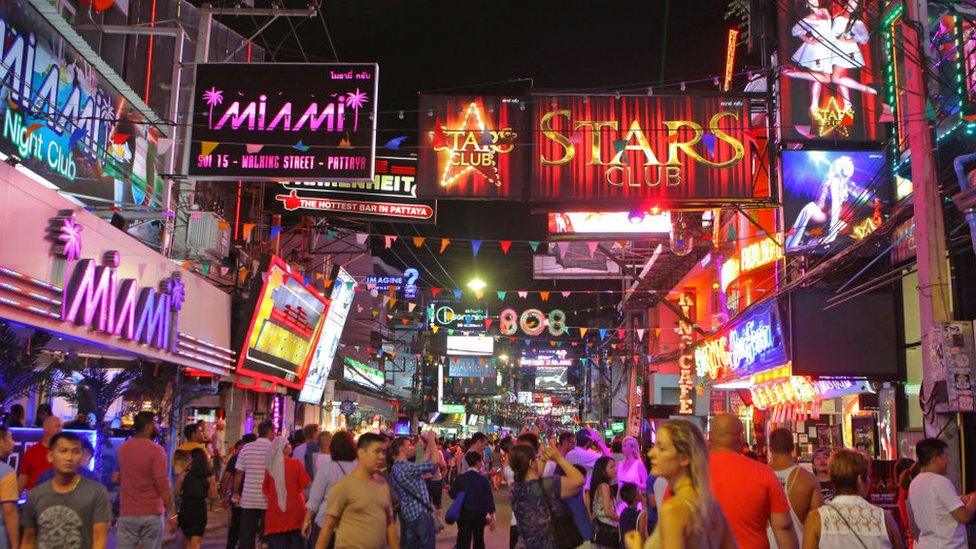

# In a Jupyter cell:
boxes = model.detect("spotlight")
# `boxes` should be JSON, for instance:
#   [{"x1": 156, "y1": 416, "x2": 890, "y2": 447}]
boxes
[{"x1": 628, "y1": 209, "x2": 645, "y2": 224}]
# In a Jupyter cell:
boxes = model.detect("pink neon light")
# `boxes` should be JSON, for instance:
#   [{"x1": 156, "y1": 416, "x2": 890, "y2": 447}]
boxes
[
  {"x1": 0, "y1": 296, "x2": 62, "y2": 319},
  {"x1": 62, "y1": 260, "x2": 113, "y2": 333},
  {"x1": 0, "y1": 281, "x2": 61, "y2": 306},
  {"x1": 111, "y1": 278, "x2": 138, "y2": 340},
  {"x1": 178, "y1": 332, "x2": 235, "y2": 355},
  {"x1": 0, "y1": 266, "x2": 61, "y2": 293},
  {"x1": 134, "y1": 288, "x2": 171, "y2": 349},
  {"x1": 176, "y1": 340, "x2": 235, "y2": 364}
]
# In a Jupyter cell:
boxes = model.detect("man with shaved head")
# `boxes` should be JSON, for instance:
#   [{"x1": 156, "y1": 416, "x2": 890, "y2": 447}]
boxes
[
  {"x1": 709, "y1": 413, "x2": 797, "y2": 549},
  {"x1": 18, "y1": 415, "x2": 62, "y2": 493}
]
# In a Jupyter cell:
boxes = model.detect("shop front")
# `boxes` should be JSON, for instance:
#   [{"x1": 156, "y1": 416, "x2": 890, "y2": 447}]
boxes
[{"x1": 0, "y1": 165, "x2": 235, "y2": 376}]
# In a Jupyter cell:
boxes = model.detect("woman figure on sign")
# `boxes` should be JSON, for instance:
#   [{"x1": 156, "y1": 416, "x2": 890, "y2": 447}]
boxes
[
  {"x1": 786, "y1": 0, "x2": 836, "y2": 120},
  {"x1": 616, "y1": 436, "x2": 649, "y2": 514},
  {"x1": 829, "y1": 0, "x2": 878, "y2": 111},
  {"x1": 637, "y1": 419, "x2": 736, "y2": 549},
  {"x1": 786, "y1": 155, "x2": 868, "y2": 251}
]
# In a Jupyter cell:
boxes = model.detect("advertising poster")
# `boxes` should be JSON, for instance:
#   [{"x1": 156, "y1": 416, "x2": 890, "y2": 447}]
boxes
[
  {"x1": 418, "y1": 95, "x2": 528, "y2": 199},
  {"x1": 271, "y1": 156, "x2": 436, "y2": 223},
  {"x1": 189, "y1": 63, "x2": 378, "y2": 181},
  {"x1": 237, "y1": 256, "x2": 328, "y2": 389},
  {"x1": 343, "y1": 356, "x2": 385, "y2": 390},
  {"x1": 532, "y1": 95, "x2": 767, "y2": 205},
  {"x1": 0, "y1": 0, "x2": 166, "y2": 206},
  {"x1": 777, "y1": 0, "x2": 881, "y2": 141},
  {"x1": 782, "y1": 150, "x2": 889, "y2": 254},
  {"x1": 298, "y1": 267, "x2": 356, "y2": 404},
  {"x1": 548, "y1": 211, "x2": 672, "y2": 238},
  {"x1": 448, "y1": 356, "x2": 496, "y2": 377}
]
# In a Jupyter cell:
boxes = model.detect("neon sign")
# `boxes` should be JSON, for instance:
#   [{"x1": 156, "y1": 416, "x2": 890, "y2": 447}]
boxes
[
  {"x1": 723, "y1": 28, "x2": 740, "y2": 92},
  {"x1": 694, "y1": 299, "x2": 788, "y2": 383},
  {"x1": 498, "y1": 308, "x2": 568, "y2": 337},
  {"x1": 676, "y1": 292, "x2": 696, "y2": 415},
  {"x1": 433, "y1": 101, "x2": 516, "y2": 188},
  {"x1": 720, "y1": 236, "x2": 783, "y2": 292},
  {"x1": 751, "y1": 376, "x2": 860, "y2": 410}
]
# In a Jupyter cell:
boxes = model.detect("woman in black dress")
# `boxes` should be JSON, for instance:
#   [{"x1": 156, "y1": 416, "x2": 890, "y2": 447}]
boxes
[{"x1": 177, "y1": 447, "x2": 217, "y2": 548}]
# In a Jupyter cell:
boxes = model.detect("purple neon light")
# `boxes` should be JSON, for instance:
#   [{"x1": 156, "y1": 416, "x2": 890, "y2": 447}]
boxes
[
  {"x1": 133, "y1": 288, "x2": 171, "y2": 349},
  {"x1": 0, "y1": 296, "x2": 62, "y2": 319},
  {"x1": 111, "y1": 278, "x2": 138, "y2": 340},
  {"x1": 0, "y1": 281, "x2": 62, "y2": 306},
  {"x1": 0, "y1": 266, "x2": 61, "y2": 293},
  {"x1": 62, "y1": 260, "x2": 113, "y2": 332},
  {"x1": 58, "y1": 215, "x2": 84, "y2": 261},
  {"x1": 167, "y1": 277, "x2": 186, "y2": 312}
]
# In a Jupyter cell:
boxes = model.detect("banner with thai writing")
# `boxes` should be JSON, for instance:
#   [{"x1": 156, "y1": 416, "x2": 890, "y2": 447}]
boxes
[{"x1": 189, "y1": 63, "x2": 378, "y2": 181}]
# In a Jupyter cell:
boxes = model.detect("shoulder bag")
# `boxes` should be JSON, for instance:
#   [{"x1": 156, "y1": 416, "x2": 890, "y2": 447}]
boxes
[
  {"x1": 541, "y1": 477, "x2": 584, "y2": 549},
  {"x1": 392, "y1": 469, "x2": 444, "y2": 532}
]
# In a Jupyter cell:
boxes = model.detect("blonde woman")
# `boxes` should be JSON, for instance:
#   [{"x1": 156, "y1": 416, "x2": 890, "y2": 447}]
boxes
[{"x1": 643, "y1": 420, "x2": 736, "y2": 549}]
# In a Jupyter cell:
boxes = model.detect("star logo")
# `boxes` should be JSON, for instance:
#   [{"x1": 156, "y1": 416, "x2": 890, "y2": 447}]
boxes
[
  {"x1": 431, "y1": 102, "x2": 516, "y2": 188},
  {"x1": 812, "y1": 97, "x2": 854, "y2": 137}
]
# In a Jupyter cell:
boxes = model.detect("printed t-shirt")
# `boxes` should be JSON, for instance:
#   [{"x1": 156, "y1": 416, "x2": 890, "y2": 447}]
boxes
[
  {"x1": 710, "y1": 450, "x2": 790, "y2": 549},
  {"x1": 22, "y1": 476, "x2": 112, "y2": 549},
  {"x1": 237, "y1": 438, "x2": 272, "y2": 509},
  {"x1": 909, "y1": 471, "x2": 968, "y2": 549},
  {"x1": 117, "y1": 437, "x2": 169, "y2": 516},
  {"x1": 19, "y1": 442, "x2": 51, "y2": 490},
  {"x1": 262, "y1": 457, "x2": 311, "y2": 534},
  {"x1": 325, "y1": 474, "x2": 391, "y2": 549}
]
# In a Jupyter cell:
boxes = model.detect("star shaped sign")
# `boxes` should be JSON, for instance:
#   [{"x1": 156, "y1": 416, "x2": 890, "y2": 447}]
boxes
[
  {"x1": 812, "y1": 97, "x2": 854, "y2": 138},
  {"x1": 433, "y1": 102, "x2": 516, "y2": 189}
]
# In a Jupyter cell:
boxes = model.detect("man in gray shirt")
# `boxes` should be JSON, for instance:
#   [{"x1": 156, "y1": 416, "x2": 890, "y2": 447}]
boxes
[{"x1": 21, "y1": 432, "x2": 112, "y2": 549}]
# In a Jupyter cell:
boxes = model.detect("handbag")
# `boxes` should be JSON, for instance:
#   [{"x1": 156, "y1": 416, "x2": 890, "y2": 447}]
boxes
[
  {"x1": 445, "y1": 491, "x2": 466, "y2": 525},
  {"x1": 592, "y1": 520, "x2": 620, "y2": 547},
  {"x1": 541, "y1": 477, "x2": 584, "y2": 549}
]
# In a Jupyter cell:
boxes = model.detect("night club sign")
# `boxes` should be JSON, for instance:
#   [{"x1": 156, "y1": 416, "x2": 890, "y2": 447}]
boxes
[
  {"x1": 694, "y1": 299, "x2": 789, "y2": 384},
  {"x1": 0, "y1": 0, "x2": 166, "y2": 206},
  {"x1": 273, "y1": 156, "x2": 436, "y2": 223},
  {"x1": 188, "y1": 63, "x2": 378, "y2": 181},
  {"x1": 427, "y1": 303, "x2": 489, "y2": 333},
  {"x1": 418, "y1": 95, "x2": 528, "y2": 199},
  {"x1": 499, "y1": 308, "x2": 568, "y2": 337},
  {"x1": 531, "y1": 95, "x2": 765, "y2": 204}
]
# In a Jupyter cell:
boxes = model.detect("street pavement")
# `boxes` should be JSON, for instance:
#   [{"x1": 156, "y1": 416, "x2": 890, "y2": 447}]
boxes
[{"x1": 161, "y1": 485, "x2": 514, "y2": 548}]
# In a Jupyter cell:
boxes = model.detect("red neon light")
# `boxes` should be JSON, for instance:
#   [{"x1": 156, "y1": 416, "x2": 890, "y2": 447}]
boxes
[
  {"x1": 144, "y1": 0, "x2": 158, "y2": 102},
  {"x1": 724, "y1": 28, "x2": 740, "y2": 92},
  {"x1": 234, "y1": 181, "x2": 242, "y2": 240}
]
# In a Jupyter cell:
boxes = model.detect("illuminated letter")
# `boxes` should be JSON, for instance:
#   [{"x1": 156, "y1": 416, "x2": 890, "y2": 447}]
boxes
[
  {"x1": 539, "y1": 110, "x2": 574, "y2": 165},
  {"x1": 293, "y1": 102, "x2": 336, "y2": 133},
  {"x1": 134, "y1": 288, "x2": 171, "y2": 349},
  {"x1": 111, "y1": 278, "x2": 138, "y2": 340},
  {"x1": 574, "y1": 121, "x2": 619, "y2": 166},
  {"x1": 609, "y1": 119, "x2": 661, "y2": 166},
  {"x1": 707, "y1": 111, "x2": 746, "y2": 168},
  {"x1": 663, "y1": 120, "x2": 704, "y2": 167},
  {"x1": 62, "y1": 259, "x2": 113, "y2": 333},
  {"x1": 214, "y1": 101, "x2": 257, "y2": 131}
]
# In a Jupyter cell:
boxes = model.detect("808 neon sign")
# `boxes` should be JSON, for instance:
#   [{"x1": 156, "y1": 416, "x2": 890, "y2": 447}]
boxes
[{"x1": 498, "y1": 308, "x2": 568, "y2": 337}]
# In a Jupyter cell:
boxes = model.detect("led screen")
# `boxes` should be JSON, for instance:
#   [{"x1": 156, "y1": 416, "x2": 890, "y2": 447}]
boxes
[
  {"x1": 446, "y1": 335, "x2": 493, "y2": 356},
  {"x1": 237, "y1": 256, "x2": 327, "y2": 389},
  {"x1": 790, "y1": 291, "x2": 898, "y2": 378},
  {"x1": 777, "y1": 0, "x2": 881, "y2": 142},
  {"x1": 298, "y1": 267, "x2": 355, "y2": 404},
  {"x1": 782, "y1": 150, "x2": 889, "y2": 254},
  {"x1": 535, "y1": 366, "x2": 570, "y2": 390},
  {"x1": 343, "y1": 356, "x2": 385, "y2": 390},
  {"x1": 548, "y1": 212, "x2": 672, "y2": 236}
]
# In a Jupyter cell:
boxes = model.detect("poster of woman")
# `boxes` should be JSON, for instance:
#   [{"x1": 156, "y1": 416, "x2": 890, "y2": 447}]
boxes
[{"x1": 778, "y1": 0, "x2": 882, "y2": 141}]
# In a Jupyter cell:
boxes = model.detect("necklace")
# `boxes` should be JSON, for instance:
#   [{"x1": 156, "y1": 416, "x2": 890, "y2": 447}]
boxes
[{"x1": 53, "y1": 475, "x2": 82, "y2": 494}]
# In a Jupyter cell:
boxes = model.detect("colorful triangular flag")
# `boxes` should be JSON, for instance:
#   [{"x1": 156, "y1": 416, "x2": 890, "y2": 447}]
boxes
[
  {"x1": 540, "y1": 291, "x2": 550, "y2": 301},
  {"x1": 385, "y1": 235, "x2": 397, "y2": 249},
  {"x1": 528, "y1": 241, "x2": 540, "y2": 252},
  {"x1": 413, "y1": 236, "x2": 426, "y2": 248},
  {"x1": 499, "y1": 240, "x2": 512, "y2": 254},
  {"x1": 471, "y1": 240, "x2": 483, "y2": 257},
  {"x1": 497, "y1": 291, "x2": 507, "y2": 300},
  {"x1": 440, "y1": 238, "x2": 451, "y2": 253}
]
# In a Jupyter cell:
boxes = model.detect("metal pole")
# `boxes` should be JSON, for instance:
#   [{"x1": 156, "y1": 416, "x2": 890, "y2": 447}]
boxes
[{"x1": 903, "y1": 3, "x2": 959, "y2": 484}]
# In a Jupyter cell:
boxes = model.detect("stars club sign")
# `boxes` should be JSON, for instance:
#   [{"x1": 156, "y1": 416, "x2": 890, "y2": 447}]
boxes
[{"x1": 418, "y1": 95, "x2": 528, "y2": 199}]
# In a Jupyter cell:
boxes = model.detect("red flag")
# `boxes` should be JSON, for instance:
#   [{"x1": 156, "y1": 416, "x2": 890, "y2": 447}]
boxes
[
  {"x1": 431, "y1": 287, "x2": 442, "y2": 298},
  {"x1": 499, "y1": 240, "x2": 512, "y2": 254},
  {"x1": 432, "y1": 119, "x2": 448, "y2": 148}
]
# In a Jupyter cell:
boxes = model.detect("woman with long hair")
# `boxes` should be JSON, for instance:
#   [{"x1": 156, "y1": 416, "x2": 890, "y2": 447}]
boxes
[
  {"x1": 641, "y1": 419, "x2": 736, "y2": 549},
  {"x1": 262, "y1": 436, "x2": 311, "y2": 548},
  {"x1": 176, "y1": 447, "x2": 217, "y2": 549},
  {"x1": 302, "y1": 431, "x2": 357, "y2": 547},
  {"x1": 617, "y1": 436, "x2": 649, "y2": 513},
  {"x1": 897, "y1": 461, "x2": 920, "y2": 548},
  {"x1": 508, "y1": 442, "x2": 585, "y2": 548},
  {"x1": 591, "y1": 456, "x2": 621, "y2": 548}
]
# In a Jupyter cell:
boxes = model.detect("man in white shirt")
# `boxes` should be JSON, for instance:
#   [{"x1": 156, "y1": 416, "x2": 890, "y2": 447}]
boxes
[
  {"x1": 565, "y1": 428, "x2": 611, "y2": 488},
  {"x1": 233, "y1": 420, "x2": 275, "y2": 549},
  {"x1": 908, "y1": 437, "x2": 976, "y2": 549}
]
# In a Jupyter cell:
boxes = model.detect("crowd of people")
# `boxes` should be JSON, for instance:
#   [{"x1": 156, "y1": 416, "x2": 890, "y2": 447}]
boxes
[{"x1": 0, "y1": 408, "x2": 973, "y2": 548}]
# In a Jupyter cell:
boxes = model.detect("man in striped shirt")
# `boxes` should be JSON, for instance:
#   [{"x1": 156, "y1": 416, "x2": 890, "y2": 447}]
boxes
[{"x1": 233, "y1": 420, "x2": 275, "y2": 549}]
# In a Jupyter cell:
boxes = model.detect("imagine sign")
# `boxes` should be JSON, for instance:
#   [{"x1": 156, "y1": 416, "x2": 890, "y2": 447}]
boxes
[
  {"x1": 0, "y1": 0, "x2": 165, "y2": 206},
  {"x1": 694, "y1": 299, "x2": 788, "y2": 383},
  {"x1": 531, "y1": 95, "x2": 765, "y2": 204},
  {"x1": 189, "y1": 63, "x2": 378, "y2": 181}
]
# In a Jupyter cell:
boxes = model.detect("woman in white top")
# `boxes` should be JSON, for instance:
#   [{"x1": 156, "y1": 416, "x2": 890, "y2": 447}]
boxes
[
  {"x1": 617, "y1": 436, "x2": 649, "y2": 514},
  {"x1": 642, "y1": 419, "x2": 736, "y2": 549},
  {"x1": 803, "y1": 448, "x2": 903, "y2": 549}
]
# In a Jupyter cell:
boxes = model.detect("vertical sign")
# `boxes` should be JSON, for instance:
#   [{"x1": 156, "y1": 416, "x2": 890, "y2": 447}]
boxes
[
  {"x1": 933, "y1": 322, "x2": 976, "y2": 413},
  {"x1": 677, "y1": 291, "x2": 696, "y2": 415}
]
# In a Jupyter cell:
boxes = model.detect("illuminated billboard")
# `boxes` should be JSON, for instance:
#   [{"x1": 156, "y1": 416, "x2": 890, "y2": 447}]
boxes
[
  {"x1": 535, "y1": 366, "x2": 570, "y2": 391},
  {"x1": 777, "y1": 1, "x2": 881, "y2": 142},
  {"x1": 418, "y1": 95, "x2": 528, "y2": 199},
  {"x1": 271, "y1": 156, "x2": 436, "y2": 223},
  {"x1": 237, "y1": 256, "x2": 328, "y2": 389},
  {"x1": 426, "y1": 302, "x2": 489, "y2": 333},
  {"x1": 693, "y1": 299, "x2": 789, "y2": 384},
  {"x1": 188, "y1": 63, "x2": 378, "y2": 181},
  {"x1": 343, "y1": 356, "x2": 385, "y2": 390},
  {"x1": 782, "y1": 150, "x2": 889, "y2": 254},
  {"x1": 298, "y1": 267, "x2": 355, "y2": 404},
  {"x1": 531, "y1": 95, "x2": 767, "y2": 205},
  {"x1": 446, "y1": 336, "x2": 493, "y2": 356},
  {"x1": 548, "y1": 211, "x2": 671, "y2": 237}
]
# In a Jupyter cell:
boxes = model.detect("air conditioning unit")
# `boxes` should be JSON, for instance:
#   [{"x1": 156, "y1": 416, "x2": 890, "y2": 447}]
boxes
[{"x1": 185, "y1": 212, "x2": 231, "y2": 259}]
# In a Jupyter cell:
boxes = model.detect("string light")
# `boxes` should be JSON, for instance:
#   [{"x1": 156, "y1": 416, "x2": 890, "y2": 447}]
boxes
[
  {"x1": 646, "y1": 87, "x2": 653, "y2": 96},
  {"x1": 713, "y1": 76, "x2": 721, "y2": 87},
  {"x1": 680, "y1": 82, "x2": 687, "y2": 91},
  {"x1": 398, "y1": 111, "x2": 404, "y2": 120}
]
